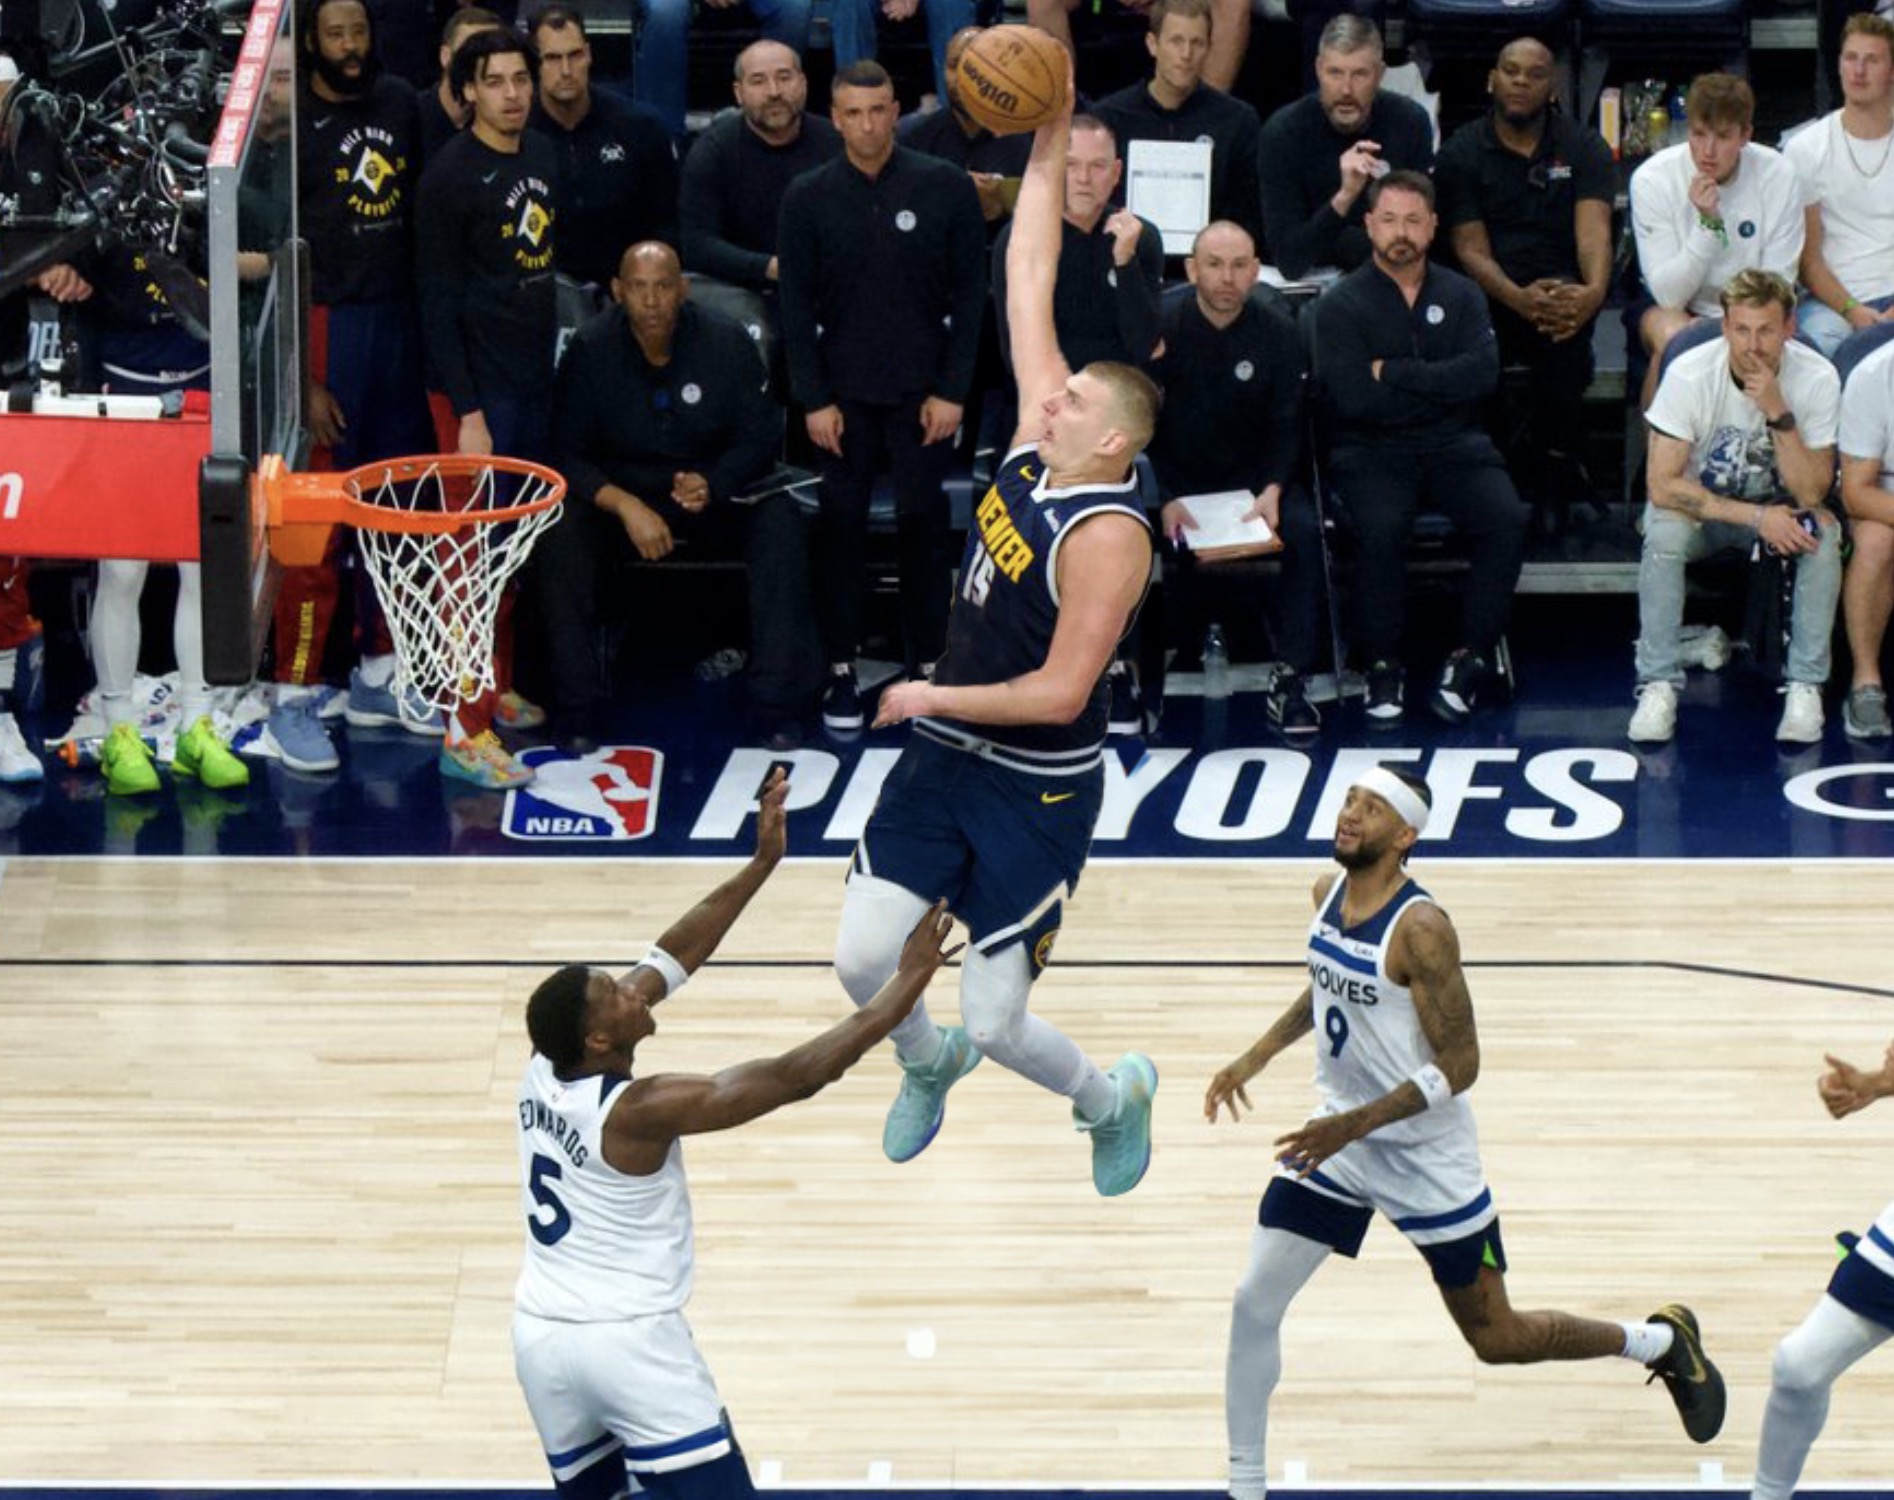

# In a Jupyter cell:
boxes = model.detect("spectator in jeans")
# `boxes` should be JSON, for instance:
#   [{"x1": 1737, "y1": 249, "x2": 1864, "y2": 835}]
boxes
[{"x1": 1629, "y1": 270, "x2": 1841, "y2": 747}]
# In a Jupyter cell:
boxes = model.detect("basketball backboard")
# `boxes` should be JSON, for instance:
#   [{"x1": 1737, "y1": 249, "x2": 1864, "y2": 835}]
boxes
[{"x1": 198, "y1": 0, "x2": 304, "y2": 685}]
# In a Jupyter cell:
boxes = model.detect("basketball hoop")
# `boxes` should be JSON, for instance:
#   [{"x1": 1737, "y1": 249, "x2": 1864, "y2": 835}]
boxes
[{"x1": 260, "y1": 454, "x2": 566, "y2": 710}]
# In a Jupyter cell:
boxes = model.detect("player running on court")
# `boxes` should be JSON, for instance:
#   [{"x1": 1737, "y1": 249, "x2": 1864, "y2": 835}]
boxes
[
  {"x1": 1209, "y1": 765, "x2": 1726, "y2": 1500},
  {"x1": 830, "y1": 57, "x2": 1166, "y2": 1197},
  {"x1": 1752, "y1": 1039, "x2": 1894, "y2": 1500},
  {"x1": 512, "y1": 770, "x2": 960, "y2": 1500}
]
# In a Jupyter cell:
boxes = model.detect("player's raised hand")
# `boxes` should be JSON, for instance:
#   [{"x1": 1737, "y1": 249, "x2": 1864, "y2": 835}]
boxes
[
  {"x1": 877, "y1": 900, "x2": 962, "y2": 1019},
  {"x1": 753, "y1": 767, "x2": 790, "y2": 865},
  {"x1": 1204, "y1": 1064, "x2": 1254, "y2": 1123},
  {"x1": 1818, "y1": 1050, "x2": 1891, "y2": 1119}
]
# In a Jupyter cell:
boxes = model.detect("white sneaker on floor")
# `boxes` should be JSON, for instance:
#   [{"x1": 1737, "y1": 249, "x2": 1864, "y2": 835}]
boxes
[
  {"x1": 1776, "y1": 683, "x2": 1825, "y2": 745},
  {"x1": 0, "y1": 711, "x2": 43, "y2": 783},
  {"x1": 1628, "y1": 681, "x2": 1678, "y2": 745}
]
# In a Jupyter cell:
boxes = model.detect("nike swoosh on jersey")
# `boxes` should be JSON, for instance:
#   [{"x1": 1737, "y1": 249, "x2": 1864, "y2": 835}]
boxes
[
  {"x1": 1040, "y1": 790, "x2": 1077, "y2": 804},
  {"x1": 482, "y1": 171, "x2": 499, "y2": 184}
]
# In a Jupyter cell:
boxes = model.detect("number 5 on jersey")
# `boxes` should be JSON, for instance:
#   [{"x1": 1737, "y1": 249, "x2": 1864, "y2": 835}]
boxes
[
  {"x1": 528, "y1": 1152, "x2": 573, "y2": 1245},
  {"x1": 962, "y1": 539, "x2": 996, "y2": 607}
]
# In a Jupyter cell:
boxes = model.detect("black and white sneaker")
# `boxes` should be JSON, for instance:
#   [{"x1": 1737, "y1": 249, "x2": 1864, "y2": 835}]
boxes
[
  {"x1": 1365, "y1": 660, "x2": 1404, "y2": 722},
  {"x1": 820, "y1": 665, "x2": 864, "y2": 733},
  {"x1": 1106, "y1": 663, "x2": 1144, "y2": 736},
  {"x1": 1266, "y1": 669, "x2": 1320, "y2": 740},
  {"x1": 1430, "y1": 648, "x2": 1486, "y2": 725}
]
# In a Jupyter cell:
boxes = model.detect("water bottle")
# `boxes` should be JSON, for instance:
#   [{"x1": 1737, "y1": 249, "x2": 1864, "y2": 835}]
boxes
[{"x1": 1202, "y1": 623, "x2": 1231, "y2": 700}]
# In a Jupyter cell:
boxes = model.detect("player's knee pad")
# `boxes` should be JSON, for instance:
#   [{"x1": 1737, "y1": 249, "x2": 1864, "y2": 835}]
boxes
[
  {"x1": 957, "y1": 942, "x2": 1033, "y2": 1059},
  {"x1": 834, "y1": 874, "x2": 930, "y2": 1007}
]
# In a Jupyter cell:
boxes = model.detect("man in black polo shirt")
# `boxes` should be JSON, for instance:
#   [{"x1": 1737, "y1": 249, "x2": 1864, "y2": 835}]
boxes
[
  {"x1": 546, "y1": 242, "x2": 821, "y2": 751},
  {"x1": 528, "y1": 6, "x2": 678, "y2": 287},
  {"x1": 777, "y1": 60, "x2": 987, "y2": 730},
  {"x1": 415, "y1": 27, "x2": 559, "y2": 789},
  {"x1": 679, "y1": 40, "x2": 839, "y2": 294},
  {"x1": 1093, "y1": 0, "x2": 1263, "y2": 246},
  {"x1": 1310, "y1": 170, "x2": 1528, "y2": 725},
  {"x1": 1258, "y1": 13, "x2": 1434, "y2": 278},
  {"x1": 991, "y1": 113, "x2": 1162, "y2": 374},
  {"x1": 1151, "y1": 220, "x2": 1327, "y2": 738},
  {"x1": 1435, "y1": 36, "x2": 1614, "y2": 526}
]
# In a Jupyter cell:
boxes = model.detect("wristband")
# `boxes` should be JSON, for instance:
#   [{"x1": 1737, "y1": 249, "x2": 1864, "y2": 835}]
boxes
[
  {"x1": 1409, "y1": 1063, "x2": 1453, "y2": 1110},
  {"x1": 637, "y1": 945, "x2": 690, "y2": 999},
  {"x1": 1843, "y1": 297, "x2": 1862, "y2": 313},
  {"x1": 1696, "y1": 212, "x2": 1728, "y2": 245}
]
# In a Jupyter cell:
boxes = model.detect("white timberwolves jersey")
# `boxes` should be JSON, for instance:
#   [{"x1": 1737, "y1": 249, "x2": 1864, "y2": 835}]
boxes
[
  {"x1": 1307, "y1": 877, "x2": 1476, "y2": 1149},
  {"x1": 514, "y1": 1053, "x2": 696, "y2": 1321}
]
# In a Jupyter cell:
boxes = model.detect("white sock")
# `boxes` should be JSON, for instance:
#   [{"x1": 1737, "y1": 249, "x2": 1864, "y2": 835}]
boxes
[
  {"x1": 896, "y1": 1024, "x2": 946, "y2": 1070},
  {"x1": 1070, "y1": 1060, "x2": 1116, "y2": 1122},
  {"x1": 360, "y1": 653, "x2": 396, "y2": 689},
  {"x1": 1619, "y1": 1321, "x2": 1674, "y2": 1364}
]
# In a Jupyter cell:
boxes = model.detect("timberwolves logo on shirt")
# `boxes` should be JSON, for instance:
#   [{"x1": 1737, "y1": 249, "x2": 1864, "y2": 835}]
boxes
[
  {"x1": 333, "y1": 125, "x2": 406, "y2": 222},
  {"x1": 504, "y1": 176, "x2": 556, "y2": 272}
]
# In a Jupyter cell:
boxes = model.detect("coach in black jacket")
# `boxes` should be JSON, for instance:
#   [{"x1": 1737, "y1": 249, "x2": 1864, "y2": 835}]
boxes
[{"x1": 545, "y1": 243, "x2": 822, "y2": 750}]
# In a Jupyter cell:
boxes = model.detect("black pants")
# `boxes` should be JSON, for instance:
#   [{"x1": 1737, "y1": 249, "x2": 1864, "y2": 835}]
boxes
[
  {"x1": 813, "y1": 397, "x2": 954, "y2": 670},
  {"x1": 1491, "y1": 303, "x2": 1596, "y2": 462},
  {"x1": 1164, "y1": 481, "x2": 1328, "y2": 675},
  {"x1": 1331, "y1": 436, "x2": 1529, "y2": 665},
  {"x1": 533, "y1": 488, "x2": 823, "y2": 721}
]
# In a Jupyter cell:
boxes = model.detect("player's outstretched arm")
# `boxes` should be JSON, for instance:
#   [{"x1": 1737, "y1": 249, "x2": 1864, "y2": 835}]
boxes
[
  {"x1": 1205, "y1": 986, "x2": 1317, "y2": 1124},
  {"x1": 602, "y1": 904, "x2": 962, "y2": 1170},
  {"x1": 628, "y1": 769, "x2": 791, "y2": 1004},
  {"x1": 1005, "y1": 47, "x2": 1077, "y2": 448},
  {"x1": 1818, "y1": 1041, "x2": 1894, "y2": 1120}
]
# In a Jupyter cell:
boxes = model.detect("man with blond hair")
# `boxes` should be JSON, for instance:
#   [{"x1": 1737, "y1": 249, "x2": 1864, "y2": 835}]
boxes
[
  {"x1": 1786, "y1": 13, "x2": 1894, "y2": 357},
  {"x1": 1630, "y1": 269, "x2": 1841, "y2": 746}
]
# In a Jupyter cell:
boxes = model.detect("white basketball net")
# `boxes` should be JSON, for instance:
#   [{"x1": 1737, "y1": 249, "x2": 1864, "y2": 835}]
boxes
[{"x1": 348, "y1": 460, "x2": 564, "y2": 710}]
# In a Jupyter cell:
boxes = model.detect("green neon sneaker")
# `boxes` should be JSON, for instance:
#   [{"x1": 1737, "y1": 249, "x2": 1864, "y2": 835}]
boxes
[
  {"x1": 1077, "y1": 1052, "x2": 1158, "y2": 1197},
  {"x1": 173, "y1": 715, "x2": 251, "y2": 790},
  {"x1": 1645, "y1": 1304, "x2": 1727, "y2": 1443},
  {"x1": 100, "y1": 722, "x2": 161, "y2": 796},
  {"x1": 883, "y1": 1026, "x2": 982, "y2": 1164}
]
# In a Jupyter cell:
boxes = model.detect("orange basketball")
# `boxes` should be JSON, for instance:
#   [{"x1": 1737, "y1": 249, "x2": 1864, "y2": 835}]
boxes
[{"x1": 953, "y1": 25, "x2": 1069, "y2": 136}]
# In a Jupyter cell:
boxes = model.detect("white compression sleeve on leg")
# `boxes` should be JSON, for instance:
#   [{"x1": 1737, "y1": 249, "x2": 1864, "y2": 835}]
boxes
[
  {"x1": 958, "y1": 943, "x2": 1109, "y2": 1110},
  {"x1": 1753, "y1": 1293, "x2": 1892, "y2": 1500},
  {"x1": 91, "y1": 559, "x2": 148, "y2": 720},
  {"x1": 1227, "y1": 1225, "x2": 1332, "y2": 1500},
  {"x1": 834, "y1": 873, "x2": 939, "y2": 1059},
  {"x1": 173, "y1": 563, "x2": 208, "y2": 724}
]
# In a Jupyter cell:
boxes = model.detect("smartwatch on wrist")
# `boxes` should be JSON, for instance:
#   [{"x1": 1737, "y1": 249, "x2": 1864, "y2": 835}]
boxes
[{"x1": 1767, "y1": 410, "x2": 1798, "y2": 433}]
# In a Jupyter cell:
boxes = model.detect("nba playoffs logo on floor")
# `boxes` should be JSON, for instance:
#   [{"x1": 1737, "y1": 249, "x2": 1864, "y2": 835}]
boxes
[{"x1": 504, "y1": 746, "x2": 663, "y2": 841}]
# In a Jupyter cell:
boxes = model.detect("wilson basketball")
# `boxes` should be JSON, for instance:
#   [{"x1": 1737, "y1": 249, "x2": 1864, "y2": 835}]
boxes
[{"x1": 954, "y1": 25, "x2": 1069, "y2": 136}]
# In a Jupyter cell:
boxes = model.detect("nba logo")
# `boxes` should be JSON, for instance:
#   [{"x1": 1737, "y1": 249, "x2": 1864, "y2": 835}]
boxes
[{"x1": 504, "y1": 746, "x2": 664, "y2": 841}]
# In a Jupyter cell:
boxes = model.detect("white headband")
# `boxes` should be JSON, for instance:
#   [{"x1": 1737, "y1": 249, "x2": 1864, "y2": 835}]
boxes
[{"x1": 1352, "y1": 767, "x2": 1430, "y2": 836}]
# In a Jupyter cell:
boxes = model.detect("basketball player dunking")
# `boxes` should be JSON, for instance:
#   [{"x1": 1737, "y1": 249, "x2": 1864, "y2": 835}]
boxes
[
  {"x1": 1209, "y1": 765, "x2": 1728, "y2": 1500},
  {"x1": 511, "y1": 769, "x2": 959, "y2": 1500},
  {"x1": 829, "y1": 57, "x2": 1166, "y2": 1198}
]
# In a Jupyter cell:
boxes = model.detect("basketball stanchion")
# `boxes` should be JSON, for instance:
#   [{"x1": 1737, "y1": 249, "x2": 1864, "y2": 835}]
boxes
[{"x1": 258, "y1": 454, "x2": 565, "y2": 713}]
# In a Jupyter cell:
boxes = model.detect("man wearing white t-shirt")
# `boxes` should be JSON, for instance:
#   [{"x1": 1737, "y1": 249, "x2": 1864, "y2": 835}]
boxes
[
  {"x1": 1631, "y1": 74, "x2": 1805, "y2": 407},
  {"x1": 1630, "y1": 270, "x2": 1841, "y2": 746},
  {"x1": 1787, "y1": 14, "x2": 1894, "y2": 357},
  {"x1": 1837, "y1": 335, "x2": 1894, "y2": 740}
]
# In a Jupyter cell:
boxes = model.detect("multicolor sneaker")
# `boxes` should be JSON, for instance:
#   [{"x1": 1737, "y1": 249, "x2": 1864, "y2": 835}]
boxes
[
  {"x1": 441, "y1": 729, "x2": 534, "y2": 790},
  {"x1": 1077, "y1": 1052, "x2": 1158, "y2": 1197},
  {"x1": 173, "y1": 716, "x2": 251, "y2": 790},
  {"x1": 1644, "y1": 1304, "x2": 1727, "y2": 1443},
  {"x1": 100, "y1": 721, "x2": 161, "y2": 796},
  {"x1": 495, "y1": 690, "x2": 547, "y2": 730},
  {"x1": 883, "y1": 1025, "x2": 983, "y2": 1163}
]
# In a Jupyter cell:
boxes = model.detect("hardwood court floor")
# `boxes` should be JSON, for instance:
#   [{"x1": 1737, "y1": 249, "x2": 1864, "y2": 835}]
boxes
[{"x1": 1, "y1": 856, "x2": 1890, "y2": 1488}]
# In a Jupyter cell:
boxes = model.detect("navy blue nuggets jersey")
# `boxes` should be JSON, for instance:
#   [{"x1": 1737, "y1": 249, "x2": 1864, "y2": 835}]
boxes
[{"x1": 927, "y1": 444, "x2": 1151, "y2": 757}]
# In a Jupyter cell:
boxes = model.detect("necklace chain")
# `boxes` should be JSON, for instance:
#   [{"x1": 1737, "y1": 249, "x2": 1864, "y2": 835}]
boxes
[{"x1": 1841, "y1": 115, "x2": 1894, "y2": 178}]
